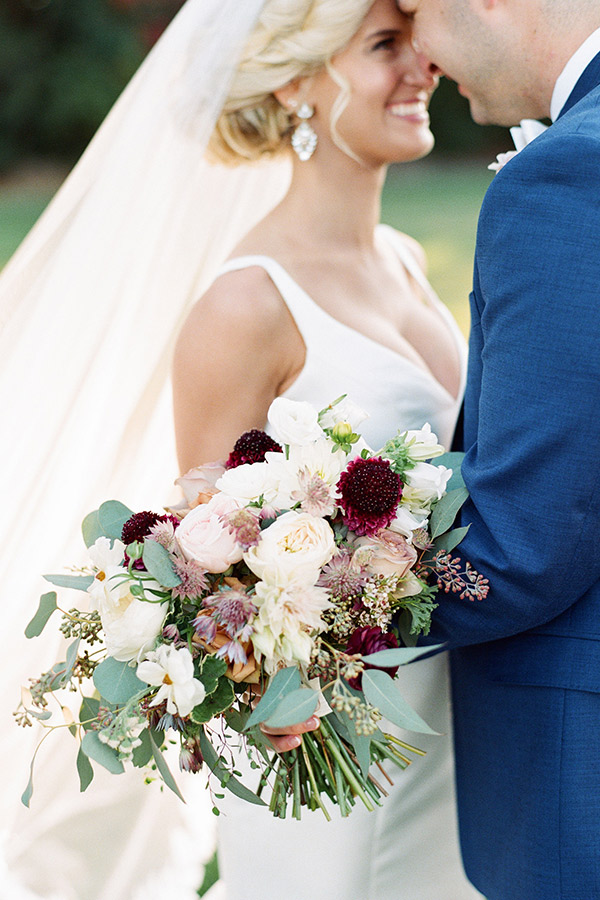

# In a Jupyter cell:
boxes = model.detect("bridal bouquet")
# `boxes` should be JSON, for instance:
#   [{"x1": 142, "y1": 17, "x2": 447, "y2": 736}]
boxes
[{"x1": 16, "y1": 396, "x2": 488, "y2": 819}]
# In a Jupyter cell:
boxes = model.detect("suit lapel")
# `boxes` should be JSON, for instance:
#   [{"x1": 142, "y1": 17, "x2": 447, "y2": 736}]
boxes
[{"x1": 558, "y1": 50, "x2": 600, "y2": 118}]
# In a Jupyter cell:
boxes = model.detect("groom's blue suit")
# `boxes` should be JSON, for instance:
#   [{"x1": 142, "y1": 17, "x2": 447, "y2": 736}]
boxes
[{"x1": 427, "y1": 54, "x2": 600, "y2": 900}]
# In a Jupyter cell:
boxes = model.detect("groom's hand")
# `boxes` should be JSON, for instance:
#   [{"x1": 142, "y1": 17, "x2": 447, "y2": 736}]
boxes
[{"x1": 260, "y1": 716, "x2": 320, "y2": 753}]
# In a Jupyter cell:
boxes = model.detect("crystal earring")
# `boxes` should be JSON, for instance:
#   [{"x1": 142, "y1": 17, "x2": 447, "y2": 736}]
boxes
[{"x1": 291, "y1": 102, "x2": 317, "y2": 161}]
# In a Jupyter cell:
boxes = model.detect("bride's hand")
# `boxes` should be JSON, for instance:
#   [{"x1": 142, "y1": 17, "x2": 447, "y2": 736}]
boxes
[{"x1": 260, "y1": 716, "x2": 321, "y2": 753}]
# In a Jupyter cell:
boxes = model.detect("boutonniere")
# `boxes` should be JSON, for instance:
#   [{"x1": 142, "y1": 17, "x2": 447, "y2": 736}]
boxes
[{"x1": 488, "y1": 118, "x2": 549, "y2": 172}]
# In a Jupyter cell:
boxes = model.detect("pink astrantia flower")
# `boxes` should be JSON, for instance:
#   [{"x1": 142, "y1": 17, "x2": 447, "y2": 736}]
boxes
[
  {"x1": 291, "y1": 468, "x2": 337, "y2": 517},
  {"x1": 337, "y1": 457, "x2": 402, "y2": 537},
  {"x1": 224, "y1": 507, "x2": 262, "y2": 551}
]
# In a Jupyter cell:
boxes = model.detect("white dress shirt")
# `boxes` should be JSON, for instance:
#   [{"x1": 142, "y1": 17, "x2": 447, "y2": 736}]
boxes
[{"x1": 550, "y1": 26, "x2": 600, "y2": 120}]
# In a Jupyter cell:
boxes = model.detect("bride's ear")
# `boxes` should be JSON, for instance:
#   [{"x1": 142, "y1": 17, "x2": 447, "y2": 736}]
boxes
[{"x1": 274, "y1": 76, "x2": 313, "y2": 113}]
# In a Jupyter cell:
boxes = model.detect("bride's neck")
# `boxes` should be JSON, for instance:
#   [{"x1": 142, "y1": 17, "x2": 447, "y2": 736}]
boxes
[{"x1": 275, "y1": 153, "x2": 386, "y2": 251}]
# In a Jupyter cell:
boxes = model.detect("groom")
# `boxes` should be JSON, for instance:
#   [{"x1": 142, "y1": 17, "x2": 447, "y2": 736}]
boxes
[{"x1": 393, "y1": 0, "x2": 600, "y2": 897}]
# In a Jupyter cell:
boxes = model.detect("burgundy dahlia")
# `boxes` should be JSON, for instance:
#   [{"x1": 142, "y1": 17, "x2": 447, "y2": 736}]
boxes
[
  {"x1": 225, "y1": 429, "x2": 282, "y2": 468},
  {"x1": 337, "y1": 456, "x2": 402, "y2": 536},
  {"x1": 345, "y1": 625, "x2": 400, "y2": 689}
]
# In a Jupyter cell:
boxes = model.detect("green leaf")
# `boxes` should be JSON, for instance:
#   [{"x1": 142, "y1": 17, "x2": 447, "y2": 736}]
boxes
[
  {"x1": 263, "y1": 688, "x2": 319, "y2": 729},
  {"x1": 77, "y1": 746, "x2": 94, "y2": 792},
  {"x1": 148, "y1": 731, "x2": 185, "y2": 802},
  {"x1": 198, "y1": 655, "x2": 228, "y2": 695},
  {"x1": 81, "y1": 731, "x2": 125, "y2": 774},
  {"x1": 431, "y1": 524, "x2": 470, "y2": 555},
  {"x1": 191, "y1": 677, "x2": 235, "y2": 724},
  {"x1": 361, "y1": 645, "x2": 445, "y2": 666},
  {"x1": 429, "y1": 486, "x2": 469, "y2": 540},
  {"x1": 82, "y1": 509, "x2": 103, "y2": 548},
  {"x1": 245, "y1": 667, "x2": 301, "y2": 730},
  {"x1": 79, "y1": 696, "x2": 101, "y2": 731},
  {"x1": 64, "y1": 638, "x2": 81, "y2": 684},
  {"x1": 131, "y1": 727, "x2": 154, "y2": 768},
  {"x1": 225, "y1": 706, "x2": 251, "y2": 734},
  {"x1": 362, "y1": 670, "x2": 439, "y2": 735},
  {"x1": 98, "y1": 500, "x2": 134, "y2": 541},
  {"x1": 199, "y1": 731, "x2": 267, "y2": 807},
  {"x1": 43, "y1": 573, "x2": 94, "y2": 591},
  {"x1": 93, "y1": 657, "x2": 146, "y2": 705},
  {"x1": 327, "y1": 709, "x2": 373, "y2": 778},
  {"x1": 142, "y1": 539, "x2": 181, "y2": 588},
  {"x1": 432, "y1": 452, "x2": 465, "y2": 490},
  {"x1": 21, "y1": 760, "x2": 35, "y2": 808},
  {"x1": 25, "y1": 592, "x2": 57, "y2": 638}
]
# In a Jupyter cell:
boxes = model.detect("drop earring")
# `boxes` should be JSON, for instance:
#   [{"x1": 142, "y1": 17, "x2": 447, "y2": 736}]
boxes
[{"x1": 291, "y1": 102, "x2": 317, "y2": 161}]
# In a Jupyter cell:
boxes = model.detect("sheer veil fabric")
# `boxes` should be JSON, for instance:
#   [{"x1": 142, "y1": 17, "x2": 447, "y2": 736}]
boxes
[{"x1": 0, "y1": 0, "x2": 291, "y2": 895}]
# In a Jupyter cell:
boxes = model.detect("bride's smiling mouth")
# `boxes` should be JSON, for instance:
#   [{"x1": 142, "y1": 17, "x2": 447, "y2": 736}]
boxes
[{"x1": 387, "y1": 99, "x2": 430, "y2": 121}]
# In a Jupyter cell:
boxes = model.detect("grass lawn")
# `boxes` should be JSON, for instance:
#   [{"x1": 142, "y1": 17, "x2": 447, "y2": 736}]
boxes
[{"x1": 1, "y1": 159, "x2": 491, "y2": 340}]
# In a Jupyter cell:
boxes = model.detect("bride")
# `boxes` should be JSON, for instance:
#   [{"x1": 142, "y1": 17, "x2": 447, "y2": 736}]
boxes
[{"x1": 173, "y1": 1, "x2": 481, "y2": 898}]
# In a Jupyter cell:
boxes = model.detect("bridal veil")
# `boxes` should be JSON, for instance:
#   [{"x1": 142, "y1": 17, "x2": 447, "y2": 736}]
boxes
[{"x1": 0, "y1": 0, "x2": 290, "y2": 895}]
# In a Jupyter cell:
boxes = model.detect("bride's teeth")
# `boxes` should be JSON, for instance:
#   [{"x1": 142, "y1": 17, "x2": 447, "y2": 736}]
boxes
[{"x1": 389, "y1": 101, "x2": 427, "y2": 116}]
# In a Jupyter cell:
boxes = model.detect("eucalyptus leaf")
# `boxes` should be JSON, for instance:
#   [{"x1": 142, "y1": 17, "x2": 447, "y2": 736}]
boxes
[
  {"x1": 263, "y1": 688, "x2": 319, "y2": 729},
  {"x1": 361, "y1": 645, "x2": 445, "y2": 667},
  {"x1": 79, "y1": 696, "x2": 101, "y2": 731},
  {"x1": 190, "y1": 678, "x2": 235, "y2": 724},
  {"x1": 98, "y1": 501, "x2": 134, "y2": 541},
  {"x1": 81, "y1": 509, "x2": 103, "y2": 548},
  {"x1": 327, "y1": 708, "x2": 373, "y2": 778},
  {"x1": 64, "y1": 638, "x2": 81, "y2": 683},
  {"x1": 25, "y1": 592, "x2": 57, "y2": 638},
  {"x1": 245, "y1": 667, "x2": 301, "y2": 730},
  {"x1": 43, "y1": 573, "x2": 94, "y2": 591},
  {"x1": 93, "y1": 657, "x2": 146, "y2": 705},
  {"x1": 149, "y1": 731, "x2": 185, "y2": 802},
  {"x1": 429, "y1": 487, "x2": 469, "y2": 540},
  {"x1": 76, "y1": 746, "x2": 94, "y2": 792},
  {"x1": 199, "y1": 731, "x2": 267, "y2": 807},
  {"x1": 131, "y1": 727, "x2": 154, "y2": 768},
  {"x1": 432, "y1": 452, "x2": 465, "y2": 490},
  {"x1": 81, "y1": 731, "x2": 125, "y2": 774},
  {"x1": 28, "y1": 709, "x2": 52, "y2": 721},
  {"x1": 142, "y1": 539, "x2": 181, "y2": 588},
  {"x1": 362, "y1": 670, "x2": 439, "y2": 735},
  {"x1": 21, "y1": 761, "x2": 35, "y2": 808},
  {"x1": 431, "y1": 524, "x2": 470, "y2": 555},
  {"x1": 225, "y1": 707, "x2": 251, "y2": 734}
]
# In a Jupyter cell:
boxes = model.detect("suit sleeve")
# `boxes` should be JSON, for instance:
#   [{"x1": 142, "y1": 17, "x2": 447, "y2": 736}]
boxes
[{"x1": 426, "y1": 130, "x2": 600, "y2": 648}]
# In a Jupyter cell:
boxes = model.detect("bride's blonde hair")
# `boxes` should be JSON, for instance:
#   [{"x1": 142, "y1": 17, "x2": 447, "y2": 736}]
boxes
[{"x1": 207, "y1": 0, "x2": 373, "y2": 164}]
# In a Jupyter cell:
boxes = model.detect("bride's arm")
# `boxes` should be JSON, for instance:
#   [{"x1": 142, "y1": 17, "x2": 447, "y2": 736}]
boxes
[{"x1": 172, "y1": 266, "x2": 301, "y2": 473}]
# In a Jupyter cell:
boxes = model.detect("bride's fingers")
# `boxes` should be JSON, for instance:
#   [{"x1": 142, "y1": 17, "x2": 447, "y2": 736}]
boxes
[{"x1": 260, "y1": 715, "x2": 320, "y2": 753}]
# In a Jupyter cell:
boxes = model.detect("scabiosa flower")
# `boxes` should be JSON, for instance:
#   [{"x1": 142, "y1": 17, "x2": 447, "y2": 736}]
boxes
[
  {"x1": 225, "y1": 429, "x2": 282, "y2": 469},
  {"x1": 318, "y1": 550, "x2": 368, "y2": 604},
  {"x1": 122, "y1": 511, "x2": 179, "y2": 569},
  {"x1": 344, "y1": 625, "x2": 400, "y2": 689},
  {"x1": 224, "y1": 508, "x2": 261, "y2": 551},
  {"x1": 171, "y1": 557, "x2": 209, "y2": 600},
  {"x1": 337, "y1": 457, "x2": 402, "y2": 537}
]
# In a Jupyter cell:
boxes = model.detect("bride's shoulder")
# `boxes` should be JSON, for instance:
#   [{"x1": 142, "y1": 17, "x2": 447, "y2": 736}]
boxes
[{"x1": 378, "y1": 225, "x2": 428, "y2": 274}]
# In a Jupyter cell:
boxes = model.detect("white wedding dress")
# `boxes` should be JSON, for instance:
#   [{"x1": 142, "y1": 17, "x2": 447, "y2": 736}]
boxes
[{"x1": 204, "y1": 225, "x2": 484, "y2": 900}]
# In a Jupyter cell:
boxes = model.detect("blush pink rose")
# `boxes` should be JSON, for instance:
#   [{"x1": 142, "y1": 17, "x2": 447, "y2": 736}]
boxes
[
  {"x1": 353, "y1": 529, "x2": 418, "y2": 578},
  {"x1": 176, "y1": 493, "x2": 244, "y2": 573},
  {"x1": 175, "y1": 462, "x2": 227, "y2": 508}
]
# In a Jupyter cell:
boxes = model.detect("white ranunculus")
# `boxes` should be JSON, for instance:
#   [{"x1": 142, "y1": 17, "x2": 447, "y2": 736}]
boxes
[
  {"x1": 137, "y1": 645, "x2": 206, "y2": 717},
  {"x1": 244, "y1": 510, "x2": 336, "y2": 586},
  {"x1": 388, "y1": 506, "x2": 428, "y2": 538},
  {"x1": 99, "y1": 582, "x2": 168, "y2": 662},
  {"x1": 267, "y1": 397, "x2": 324, "y2": 446},
  {"x1": 318, "y1": 396, "x2": 369, "y2": 431},
  {"x1": 216, "y1": 458, "x2": 285, "y2": 507},
  {"x1": 401, "y1": 462, "x2": 452, "y2": 512},
  {"x1": 401, "y1": 423, "x2": 446, "y2": 462}
]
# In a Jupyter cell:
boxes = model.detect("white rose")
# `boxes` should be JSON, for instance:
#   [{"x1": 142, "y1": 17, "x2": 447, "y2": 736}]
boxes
[
  {"x1": 244, "y1": 510, "x2": 336, "y2": 586},
  {"x1": 401, "y1": 463, "x2": 452, "y2": 512},
  {"x1": 388, "y1": 506, "x2": 428, "y2": 538},
  {"x1": 99, "y1": 581, "x2": 168, "y2": 662},
  {"x1": 267, "y1": 397, "x2": 324, "y2": 445},
  {"x1": 318, "y1": 397, "x2": 369, "y2": 431}
]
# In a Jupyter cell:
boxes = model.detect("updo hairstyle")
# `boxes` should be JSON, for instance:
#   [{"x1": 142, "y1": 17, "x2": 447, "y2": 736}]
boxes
[{"x1": 207, "y1": 0, "x2": 373, "y2": 165}]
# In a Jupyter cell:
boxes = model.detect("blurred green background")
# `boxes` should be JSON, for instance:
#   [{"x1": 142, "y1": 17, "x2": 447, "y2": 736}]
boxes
[{"x1": 0, "y1": 0, "x2": 508, "y2": 331}]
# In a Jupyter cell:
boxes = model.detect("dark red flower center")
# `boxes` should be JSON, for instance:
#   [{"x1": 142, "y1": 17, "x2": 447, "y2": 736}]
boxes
[
  {"x1": 337, "y1": 456, "x2": 402, "y2": 536},
  {"x1": 226, "y1": 429, "x2": 283, "y2": 469}
]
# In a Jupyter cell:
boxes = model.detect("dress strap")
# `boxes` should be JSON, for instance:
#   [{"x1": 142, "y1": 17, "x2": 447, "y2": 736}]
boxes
[{"x1": 216, "y1": 255, "x2": 317, "y2": 346}]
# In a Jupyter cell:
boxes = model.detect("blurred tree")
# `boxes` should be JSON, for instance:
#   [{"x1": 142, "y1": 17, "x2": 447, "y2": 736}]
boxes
[{"x1": 0, "y1": 0, "x2": 506, "y2": 173}]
